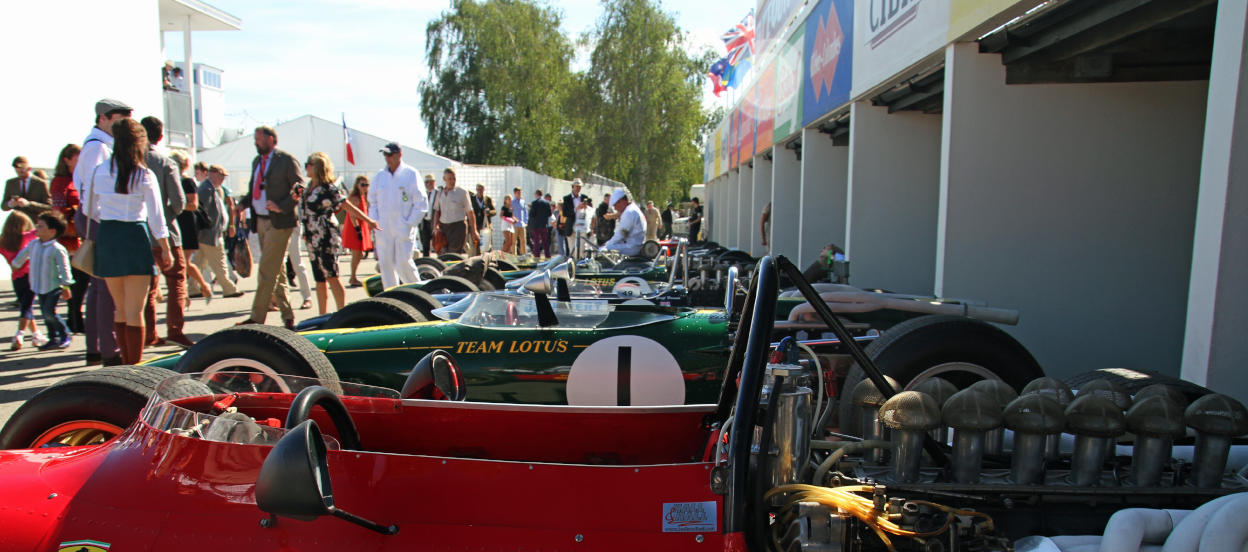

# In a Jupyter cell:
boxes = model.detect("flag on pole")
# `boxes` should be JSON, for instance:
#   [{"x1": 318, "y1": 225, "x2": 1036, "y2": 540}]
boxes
[
  {"x1": 342, "y1": 114, "x2": 355, "y2": 165},
  {"x1": 707, "y1": 57, "x2": 730, "y2": 97},
  {"x1": 722, "y1": 10, "x2": 755, "y2": 67}
]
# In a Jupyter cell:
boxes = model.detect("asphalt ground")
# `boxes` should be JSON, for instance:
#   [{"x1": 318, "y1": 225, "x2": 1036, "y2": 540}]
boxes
[{"x1": 0, "y1": 251, "x2": 375, "y2": 430}]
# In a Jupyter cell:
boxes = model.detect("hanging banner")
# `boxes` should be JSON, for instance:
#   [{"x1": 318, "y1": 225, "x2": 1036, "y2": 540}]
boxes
[
  {"x1": 756, "y1": 0, "x2": 804, "y2": 60},
  {"x1": 803, "y1": 0, "x2": 853, "y2": 126},
  {"x1": 755, "y1": 60, "x2": 776, "y2": 152},
  {"x1": 773, "y1": 26, "x2": 805, "y2": 142},
  {"x1": 851, "y1": 0, "x2": 950, "y2": 98},
  {"x1": 736, "y1": 91, "x2": 757, "y2": 164}
]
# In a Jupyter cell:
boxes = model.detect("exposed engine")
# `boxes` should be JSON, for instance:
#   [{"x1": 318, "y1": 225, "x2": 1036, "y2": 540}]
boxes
[{"x1": 734, "y1": 350, "x2": 1248, "y2": 552}]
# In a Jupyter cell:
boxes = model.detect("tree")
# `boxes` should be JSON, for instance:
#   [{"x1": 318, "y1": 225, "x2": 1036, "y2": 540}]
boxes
[
  {"x1": 420, "y1": 0, "x2": 574, "y2": 175},
  {"x1": 578, "y1": 0, "x2": 715, "y2": 202}
]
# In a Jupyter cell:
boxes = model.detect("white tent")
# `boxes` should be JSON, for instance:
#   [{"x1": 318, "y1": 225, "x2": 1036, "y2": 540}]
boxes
[{"x1": 196, "y1": 114, "x2": 457, "y2": 195}]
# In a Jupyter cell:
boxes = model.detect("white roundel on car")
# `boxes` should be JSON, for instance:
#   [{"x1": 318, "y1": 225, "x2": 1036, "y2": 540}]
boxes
[{"x1": 567, "y1": 335, "x2": 684, "y2": 406}]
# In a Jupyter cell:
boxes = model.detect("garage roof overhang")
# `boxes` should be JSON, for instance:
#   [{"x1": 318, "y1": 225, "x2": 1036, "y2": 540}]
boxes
[{"x1": 159, "y1": 0, "x2": 241, "y2": 32}]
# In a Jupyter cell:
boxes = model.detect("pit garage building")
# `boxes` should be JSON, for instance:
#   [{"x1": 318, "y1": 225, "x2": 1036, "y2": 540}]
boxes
[{"x1": 701, "y1": 0, "x2": 1245, "y2": 403}]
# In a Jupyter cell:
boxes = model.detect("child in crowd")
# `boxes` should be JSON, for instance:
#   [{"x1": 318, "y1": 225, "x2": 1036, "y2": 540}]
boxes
[
  {"x1": 11, "y1": 213, "x2": 74, "y2": 349},
  {"x1": 0, "y1": 211, "x2": 45, "y2": 350}
]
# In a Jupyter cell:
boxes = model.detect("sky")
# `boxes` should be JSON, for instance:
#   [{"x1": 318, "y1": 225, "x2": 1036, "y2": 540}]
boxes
[{"x1": 163, "y1": 0, "x2": 752, "y2": 155}]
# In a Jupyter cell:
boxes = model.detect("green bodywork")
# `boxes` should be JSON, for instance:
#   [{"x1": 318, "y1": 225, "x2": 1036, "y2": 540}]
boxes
[{"x1": 146, "y1": 303, "x2": 730, "y2": 405}]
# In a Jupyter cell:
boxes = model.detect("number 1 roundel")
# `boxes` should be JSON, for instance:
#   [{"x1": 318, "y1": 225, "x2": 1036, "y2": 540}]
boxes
[{"x1": 567, "y1": 335, "x2": 685, "y2": 406}]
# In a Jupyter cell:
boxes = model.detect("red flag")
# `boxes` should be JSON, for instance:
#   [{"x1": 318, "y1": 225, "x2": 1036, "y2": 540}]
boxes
[{"x1": 342, "y1": 114, "x2": 355, "y2": 165}]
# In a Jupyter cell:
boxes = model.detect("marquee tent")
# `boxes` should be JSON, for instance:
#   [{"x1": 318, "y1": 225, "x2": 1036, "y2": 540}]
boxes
[{"x1": 196, "y1": 114, "x2": 457, "y2": 195}]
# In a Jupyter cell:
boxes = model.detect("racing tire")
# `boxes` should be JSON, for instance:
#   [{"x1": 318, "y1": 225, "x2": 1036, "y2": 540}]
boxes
[
  {"x1": 838, "y1": 315, "x2": 1044, "y2": 434},
  {"x1": 0, "y1": 365, "x2": 178, "y2": 449},
  {"x1": 438, "y1": 253, "x2": 464, "y2": 263},
  {"x1": 175, "y1": 325, "x2": 339, "y2": 387},
  {"x1": 376, "y1": 287, "x2": 442, "y2": 319},
  {"x1": 323, "y1": 297, "x2": 426, "y2": 330},
  {"x1": 493, "y1": 259, "x2": 518, "y2": 271},
  {"x1": 420, "y1": 275, "x2": 479, "y2": 294},
  {"x1": 483, "y1": 268, "x2": 508, "y2": 291},
  {"x1": 715, "y1": 250, "x2": 754, "y2": 265},
  {"x1": 1064, "y1": 367, "x2": 1212, "y2": 404},
  {"x1": 413, "y1": 257, "x2": 447, "y2": 273}
]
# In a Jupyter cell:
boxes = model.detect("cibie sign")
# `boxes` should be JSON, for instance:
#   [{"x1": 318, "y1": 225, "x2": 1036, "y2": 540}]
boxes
[{"x1": 867, "y1": 0, "x2": 920, "y2": 49}]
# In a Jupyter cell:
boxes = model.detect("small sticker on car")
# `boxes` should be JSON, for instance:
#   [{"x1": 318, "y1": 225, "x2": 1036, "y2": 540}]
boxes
[
  {"x1": 58, "y1": 540, "x2": 111, "y2": 552},
  {"x1": 662, "y1": 501, "x2": 717, "y2": 532}
]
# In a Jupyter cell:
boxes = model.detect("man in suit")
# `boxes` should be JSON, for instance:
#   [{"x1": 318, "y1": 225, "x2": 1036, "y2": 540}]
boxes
[
  {"x1": 195, "y1": 165, "x2": 242, "y2": 298},
  {"x1": 558, "y1": 179, "x2": 589, "y2": 257},
  {"x1": 235, "y1": 125, "x2": 304, "y2": 328},
  {"x1": 661, "y1": 203, "x2": 674, "y2": 239},
  {"x1": 138, "y1": 117, "x2": 192, "y2": 348},
  {"x1": 5, "y1": 156, "x2": 51, "y2": 220}
]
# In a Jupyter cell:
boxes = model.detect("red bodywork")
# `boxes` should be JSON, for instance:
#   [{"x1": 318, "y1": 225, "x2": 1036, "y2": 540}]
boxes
[{"x1": 0, "y1": 394, "x2": 731, "y2": 551}]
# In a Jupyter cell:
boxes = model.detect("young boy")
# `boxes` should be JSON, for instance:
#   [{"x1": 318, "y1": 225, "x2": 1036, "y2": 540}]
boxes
[{"x1": 11, "y1": 213, "x2": 74, "y2": 349}]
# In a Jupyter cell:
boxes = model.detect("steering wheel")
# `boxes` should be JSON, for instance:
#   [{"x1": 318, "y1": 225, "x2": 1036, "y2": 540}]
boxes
[
  {"x1": 612, "y1": 277, "x2": 653, "y2": 298},
  {"x1": 505, "y1": 300, "x2": 519, "y2": 326},
  {"x1": 283, "y1": 386, "x2": 363, "y2": 451},
  {"x1": 400, "y1": 350, "x2": 468, "y2": 401}
]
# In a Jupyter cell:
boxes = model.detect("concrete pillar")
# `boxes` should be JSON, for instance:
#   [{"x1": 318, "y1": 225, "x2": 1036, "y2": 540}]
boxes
[
  {"x1": 752, "y1": 155, "x2": 773, "y2": 256},
  {"x1": 771, "y1": 145, "x2": 802, "y2": 261},
  {"x1": 1182, "y1": 0, "x2": 1248, "y2": 403},
  {"x1": 726, "y1": 170, "x2": 740, "y2": 248},
  {"x1": 938, "y1": 42, "x2": 1206, "y2": 381},
  {"x1": 846, "y1": 101, "x2": 942, "y2": 295},
  {"x1": 798, "y1": 128, "x2": 848, "y2": 268},
  {"x1": 709, "y1": 176, "x2": 722, "y2": 243},
  {"x1": 737, "y1": 163, "x2": 754, "y2": 250}
]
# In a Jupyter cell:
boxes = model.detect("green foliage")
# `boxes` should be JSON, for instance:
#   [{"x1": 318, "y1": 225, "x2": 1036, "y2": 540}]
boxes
[
  {"x1": 420, "y1": 0, "x2": 574, "y2": 175},
  {"x1": 420, "y1": 0, "x2": 715, "y2": 198}
]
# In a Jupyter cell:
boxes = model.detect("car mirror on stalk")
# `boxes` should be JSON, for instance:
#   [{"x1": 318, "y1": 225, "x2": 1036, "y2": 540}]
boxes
[
  {"x1": 256, "y1": 420, "x2": 399, "y2": 535},
  {"x1": 524, "y1": 271, "x2": 559, "y2": 327},
  {"x1": 724, "y1": 265, "x2": 739, "y2": 320},
  {"x1": 550, "y1": 261, "x2": 574, "y2": 302}
]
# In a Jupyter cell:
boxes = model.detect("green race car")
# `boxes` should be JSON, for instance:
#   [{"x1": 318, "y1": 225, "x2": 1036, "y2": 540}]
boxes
[{"x1": 147, "y1": 290, "x2": 730, "y2": 406}]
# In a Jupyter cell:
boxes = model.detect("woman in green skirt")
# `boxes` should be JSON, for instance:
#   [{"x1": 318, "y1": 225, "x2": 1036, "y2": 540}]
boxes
[{"x1": 84, "y1": 118, "x2": 173, "y2": 364}]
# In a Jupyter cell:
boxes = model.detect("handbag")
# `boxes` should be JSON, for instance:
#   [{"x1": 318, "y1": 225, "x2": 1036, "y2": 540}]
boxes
[
  {"x1": 233, "y1": 238, "x2": 253, "y2": 278},
  {"x1": 70, "y1": 179, "x2": 99, "y2": 277}
]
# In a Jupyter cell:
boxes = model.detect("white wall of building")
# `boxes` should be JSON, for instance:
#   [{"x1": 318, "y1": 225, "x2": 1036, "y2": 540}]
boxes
[
  {"x1": 1182, "y1": 0, "x2": 1248, "y2": 404},
  {"x1": 2, "y1": 2, "x2": 163, "y2": 169},
  {"x1": 846, "y1": 101, "x2": 942, "y2": 295},
  {"x1": 771, "y1": 146, "x2": 802, "y2": 261},
  {"x1": 751, "y1": 156, "x2": 773, "y2": 256},
  {"x1": 798, "y1": 128, "x2": 849, "y2": 268},
  {"x1": 937, "y1": 43, "x2": 1207, "y2": 381}
]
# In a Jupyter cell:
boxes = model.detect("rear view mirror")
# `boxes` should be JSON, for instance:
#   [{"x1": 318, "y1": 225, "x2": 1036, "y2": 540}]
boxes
[
  {"x1": 256, "y1": 421, "x2": 398, "y2": 535},
  {"x1": 402, "y1": 350, "x2": 468, "y2": 401},
  {"x1": 524, "y1": 271, "x2": 554, "y2": 295},
  {"x1": 550, "y1": 260, "x2": 575, "y2": 282}
]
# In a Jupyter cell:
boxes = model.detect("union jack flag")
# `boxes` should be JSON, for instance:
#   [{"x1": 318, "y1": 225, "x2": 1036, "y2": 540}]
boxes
[{"x1": 722, "y1": 10, "x2": 755, "y2": 67}]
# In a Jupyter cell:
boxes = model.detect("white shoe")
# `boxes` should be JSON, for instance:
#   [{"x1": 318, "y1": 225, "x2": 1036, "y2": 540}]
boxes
[{"x1": 30, "y1": 333, "x2": 48, "y2": 347}]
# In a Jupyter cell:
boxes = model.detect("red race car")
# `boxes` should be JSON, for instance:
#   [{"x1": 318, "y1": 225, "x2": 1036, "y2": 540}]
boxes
[{"x1": 2, "y1": 257, "x2": 1245, "y2": 551}]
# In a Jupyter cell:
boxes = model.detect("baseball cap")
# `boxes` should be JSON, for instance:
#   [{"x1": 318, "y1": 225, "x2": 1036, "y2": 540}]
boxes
[
  {"x1": 95, "y1": 98, "x2": 132, "y2": 117},
  {"x1": 609, "y1": 189, "x2": 627, "y2": 205},
  {"x1": 379, "y1": 142, "x2": 401, "y2": 155}
]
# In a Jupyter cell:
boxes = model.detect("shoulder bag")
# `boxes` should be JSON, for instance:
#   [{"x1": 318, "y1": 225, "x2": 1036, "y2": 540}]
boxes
[{"x1": 70, "y1": 175, "x2": 98, "y2": 276}]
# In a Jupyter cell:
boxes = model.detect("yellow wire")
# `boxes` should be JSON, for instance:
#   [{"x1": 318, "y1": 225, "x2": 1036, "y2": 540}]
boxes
[{"x1": 765, "y1": 484, "x2": 977, "y2": 551}]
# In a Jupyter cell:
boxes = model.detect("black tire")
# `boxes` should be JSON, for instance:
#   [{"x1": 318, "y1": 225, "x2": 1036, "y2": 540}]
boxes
[
  {"x1": 493, "y1": 259, "x2": 518, "y2": 271},
  {"x1": 376, "y1": 287, "x2": 442, "y2": 319},
  {"x1": 323, "y1": 297, "x2": 425, "y2": 330},
  {"x1": 0, "y1": 365, "x2": 177, "y2": 449},
  {"x1": 420, "y1": 275, "x2": 479, "y2": 294},
  {"x1": 438, "y1": 253, "x2": 464, "y2": 263},
  {"x1": 838, "y1": 315, "x2": 1044, "y2": 433},
  {"x1": 413, "y1": 257, "x2": 447, "y2": 272},
  {"x1": 1064, "y1": 367, "x2": 1212, "y2": 404},
  {"x1": 483, "y1": 268, "x2": 508, "y2": 291},
  {"x1": 715, "y1": 250, "x2": 754, "y2": 265},
  {"x1": 175, "y1": 325, "x2": 338, "y2": 385}
]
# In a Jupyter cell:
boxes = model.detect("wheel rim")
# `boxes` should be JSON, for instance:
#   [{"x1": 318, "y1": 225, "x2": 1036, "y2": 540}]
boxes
[
  {"x1": 30, "y1": 420, "x2": 124, "y2": 448},
  {"x1": 417, "y1": 267, "x2": 442, "y2": 279},
  {"x1": 200, "y1": 358, "x2": 293, "y2": 393},
  {"x1": 902, "y1": 362, "x2": 1003, "y2": 391}
]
